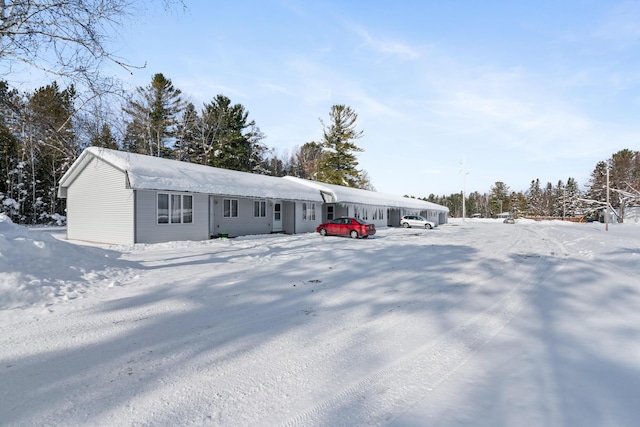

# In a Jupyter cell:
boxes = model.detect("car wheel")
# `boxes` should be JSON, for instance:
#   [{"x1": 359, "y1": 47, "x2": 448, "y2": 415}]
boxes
[
  {"x1": 425, "y1": 224, "x2": 432, "y2": 229},
  {"x1": 350, "y1": 230, "x2": 358, "y2": 239},
  {"x1": 319, "y1": 228, "x2": 327, "y2": 236},
  {"x1": 402, "y1": 222, "x2": 410, "y2": 228}
]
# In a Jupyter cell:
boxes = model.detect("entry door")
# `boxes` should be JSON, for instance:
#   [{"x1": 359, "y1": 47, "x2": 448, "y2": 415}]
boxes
[
  {"x1": 209, "y1": 196, "x2": 216, "y2": 237},
  {"x1": 273, "y1": 201, "x2": 283, "y2": 232}
]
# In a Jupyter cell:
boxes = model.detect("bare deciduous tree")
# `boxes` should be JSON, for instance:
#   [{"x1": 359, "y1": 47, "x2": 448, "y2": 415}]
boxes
[{"x1": 0, "y1": 1, "x2": 182, "y2": 84}]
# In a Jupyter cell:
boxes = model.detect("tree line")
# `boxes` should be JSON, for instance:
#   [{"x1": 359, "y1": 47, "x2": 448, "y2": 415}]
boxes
[
  {"x1": 0, "y1": 75, "x2": 370, "y2": 224},
  {"x1": 418, "y1": 148, "x2": 640, "y2": 222},
  {"x1": 1, "y1": 1, "x2": 637, "y2": 224}
]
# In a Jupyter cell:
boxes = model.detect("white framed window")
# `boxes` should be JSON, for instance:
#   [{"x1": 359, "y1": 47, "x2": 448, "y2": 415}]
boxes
[
  {"x1": 302, "y1": 203, "x2": 316, "y2": 221},
  {"x1": 158, "y1": 193, "x2": 193, "y2": 224},
  {"x1": 254, "y1": 200, "x2": 266, "y2": 217},
  {"x1": 224, "y1": 199, "x2": 239, "y2": 218}
]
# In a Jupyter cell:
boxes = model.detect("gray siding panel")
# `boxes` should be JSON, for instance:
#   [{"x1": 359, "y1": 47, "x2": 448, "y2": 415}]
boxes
[
  {"x1": 293, "y1": 201, "x2": 320, "y2": 234},
  {"x1": 66, "y1": 157, "x2": 134, "y2": 245},
  {"x1": 135, "y1": 190, "x2": 209, "y2": 244},
  {"x1": 211, "y1": 197, "x2": 272, "y2": 237}
]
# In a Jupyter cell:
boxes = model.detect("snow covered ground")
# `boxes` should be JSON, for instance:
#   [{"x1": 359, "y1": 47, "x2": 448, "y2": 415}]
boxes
[{"x1": 1, "y1": 214, "x2": 639, "y2": 426}]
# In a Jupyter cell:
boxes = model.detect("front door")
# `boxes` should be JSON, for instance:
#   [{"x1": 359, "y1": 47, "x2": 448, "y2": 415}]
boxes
[
  {"x1": 273, "y1": 201, "x2": 283, "y2": 232},
  {"x1": 209, "y1": 196, "x2": 216, "y2": 238}
]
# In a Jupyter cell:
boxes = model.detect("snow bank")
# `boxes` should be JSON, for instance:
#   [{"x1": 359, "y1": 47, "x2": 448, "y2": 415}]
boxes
[{"x1": 0, "y1": 214, "x2": 130, "y2": 310}]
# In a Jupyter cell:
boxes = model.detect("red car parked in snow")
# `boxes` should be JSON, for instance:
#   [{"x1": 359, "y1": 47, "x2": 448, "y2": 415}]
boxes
[{"x1": 316, "y1": 217, "x2": 376, "y2": 239}]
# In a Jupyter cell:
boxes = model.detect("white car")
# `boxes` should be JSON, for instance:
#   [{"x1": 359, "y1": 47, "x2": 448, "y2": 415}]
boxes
[{"x1": 400, "y1": 215, "x2": 436, "y2": 229}]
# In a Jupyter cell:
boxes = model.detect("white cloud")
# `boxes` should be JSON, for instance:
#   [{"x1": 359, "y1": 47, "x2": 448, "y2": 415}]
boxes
[{"x1": 348, "y1": 25, "x2": 421, "y2": 60}]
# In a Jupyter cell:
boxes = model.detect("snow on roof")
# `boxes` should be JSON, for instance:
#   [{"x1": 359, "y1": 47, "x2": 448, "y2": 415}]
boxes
[
  {"x1": 59, "y1": 148, "x2": 448, "y2": 212},
  {"x1": 283, "y1": 176, "x2": 449, "y2": 211},
  {"x1": 59, "y1": 147, "x2": 324, "y2": 202}
]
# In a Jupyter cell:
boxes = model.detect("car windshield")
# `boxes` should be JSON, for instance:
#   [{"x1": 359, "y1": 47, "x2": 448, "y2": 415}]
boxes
[{"x1": 352, "y1": 218, "x2": 367, "y2": 225}]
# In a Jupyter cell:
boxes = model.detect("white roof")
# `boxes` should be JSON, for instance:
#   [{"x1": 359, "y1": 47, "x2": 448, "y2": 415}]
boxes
[
  {"x1": 283, "y1": 176, "x2": 449, "y2": 212},
  {"x1": 59, "y1": 148, "x2": 449, "y2": 212},
  {"x1": 59, "y1": 147, "x2": 323, "y2": 202}
]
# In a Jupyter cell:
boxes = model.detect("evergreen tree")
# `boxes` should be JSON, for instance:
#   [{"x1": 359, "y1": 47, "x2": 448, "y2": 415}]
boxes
[
  {"x1": 0, "y1": 81, "x2": 27, "y2": 222},
  {"x1": 551, "y1": 180, "x2": 565, "y2": 217},
  {"x1": 246, "y1": 122, "x2": 270, "y2": 174},
  {"x1": 173, "y1": 102, "x2": 200, "y2": 162},
  {"x1": 586, "y1": 150, "x2": 640, "y2": 222},
  {"x1": 200, "y1": 94, "x2": 255, "y2": 171},
  {"x1": 123, "y1": 73, "x2": 185, "y2": 157},
  {"x1": 526, "y1": 179, "x2": 544, "y2": 216},
  {"x1": 489, "y1": 181, "x2": 510, "y2": 215},
  {"x1": 26, "y1": 82, "x2": 78, "y2": 222},
  {"x1": 586, "y1": 161, "x2": 609, "y2": 202},
  {"x1": 90, "y1": 123, "x2": 119, "y2": 149},
  {"x1": 316, "y1": 105, "x2": 366, "y2": 188},
  {"x1": 565, "y1": 177, "x2": 581, "y2": 217}
]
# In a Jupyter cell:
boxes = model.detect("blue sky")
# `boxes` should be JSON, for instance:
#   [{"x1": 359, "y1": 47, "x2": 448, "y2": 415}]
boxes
[{"x1": 107, "y1": 0, "x2": 639, "y2": 197}]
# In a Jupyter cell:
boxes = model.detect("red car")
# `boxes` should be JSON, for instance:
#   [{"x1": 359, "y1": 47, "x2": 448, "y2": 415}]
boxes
[{"x1": 316, "y1": 217, "x2": 376, "y2": 239}]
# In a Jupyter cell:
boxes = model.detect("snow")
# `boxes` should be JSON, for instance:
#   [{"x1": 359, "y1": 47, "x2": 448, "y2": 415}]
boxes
[
  {"x1": 283, "y1": 176, "x2": 448, "y2": 211},
  {"x1": 2, "y1": 213, "x2": 640, "y2": 426},
  {"x1": 60, "y1": 148, "x2": 447, "y2": 212},
  {"x1": 59, "y1": 147, "x2": 324, "y2": 202}
]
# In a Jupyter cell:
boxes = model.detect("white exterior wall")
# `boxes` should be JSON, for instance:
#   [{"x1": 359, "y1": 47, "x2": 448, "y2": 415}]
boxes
[
  {"x1": 134, "y1": 190, "x2": 209, "y2": 244},
  {"x1": 66, "y1": 157, "x2": 134, "y2": 245}
]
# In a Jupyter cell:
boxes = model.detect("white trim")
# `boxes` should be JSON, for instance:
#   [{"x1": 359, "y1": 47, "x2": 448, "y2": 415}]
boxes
[{"x1": 157, "y1": 192, "x2": 194, "y2": 224}]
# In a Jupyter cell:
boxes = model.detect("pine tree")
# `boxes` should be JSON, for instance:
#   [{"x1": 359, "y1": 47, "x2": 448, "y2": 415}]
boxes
[
  {"x1": 201, "y1": 94, "x2": 254, "y2": 171},
  {"x1": 489, "y1": 181, "x2": 510, "y2": 215},
  {"x1": 586, "y1": 161, "x2": 608, "y2": 202},
  {"x1": 173, "y1": 102, "x2": 200, "y2": 162},
  {"x1": 316, "y1": 105, "x2": 365, "y2": 188},
  {"x1": 565, "y1": 177, "x2": 581, "y2": 217},
  {"x1": 526, "y1": 179, "x2": 544, "y2": 216},
  {"x1": 123, "y1": 73, "x2": 185, "y2": 157},
  {"x1": 26, "y1": 82, "x2": 78, "y2": 222},
  {"x1": 90, "y1": 123, "x2": 119, "y2": 149}
]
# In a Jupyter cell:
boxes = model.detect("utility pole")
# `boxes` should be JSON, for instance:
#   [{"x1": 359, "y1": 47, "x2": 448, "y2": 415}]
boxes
[
  {"x1": 606, "y1": 168, "x2": 610, "y2": 231},
  {"x1": 460, "y1": 157, "x2": 468, "y2": 221}
]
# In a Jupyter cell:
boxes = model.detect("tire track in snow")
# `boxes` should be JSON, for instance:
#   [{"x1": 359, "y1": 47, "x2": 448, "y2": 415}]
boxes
[{"x1": 280, "y1": 226, "x2": 567, "y2": 427}]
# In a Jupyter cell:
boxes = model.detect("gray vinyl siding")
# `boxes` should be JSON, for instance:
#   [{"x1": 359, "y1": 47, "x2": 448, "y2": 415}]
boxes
[
  {"x1": 135, "y1": 190, "x2": 209, "y2": 244},
  {"x1": 210, "y1": 196, "x2": 271, "y2": 237},
  {"x1": 293, "y1": 201, "x2": 320, "y2": 233},
  {"x1": 282, "y1": 201, "x2": 296, "y2": 234},
  {"x1": 66, "y1": 157, "x2": 134, "y2": 245}
]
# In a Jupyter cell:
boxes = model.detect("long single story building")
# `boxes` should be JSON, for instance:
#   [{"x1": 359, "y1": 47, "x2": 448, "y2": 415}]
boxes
[{"x1": 58, "y1": 147, "x2": 448, "y2": 245}]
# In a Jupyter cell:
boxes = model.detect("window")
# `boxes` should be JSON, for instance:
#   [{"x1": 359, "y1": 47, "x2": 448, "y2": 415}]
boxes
[
  {"x1": 327, "y1": 205, "x2": 334, "y2": 220},
  {"x1": 302, "y1": 203, "x2": 316, "y2": 221},
  {"x1": 171, "y1": 194, "x2": 181, "y2": 223},
  {"x1": 224, "y1": 199, "x2": 238, "y2": 218},
  {"x1": 158, "y1": 194, "x2": 169, "y2": 224},
  {"x1": 254, "y1": 200, "x2": 266, "y2": 217},
  {"x1": 158, "y1": 193, "x2": 193, "y2": 224},
  {"x1": 183, "y1": 195, "x2": 193, "y2": 223}
]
